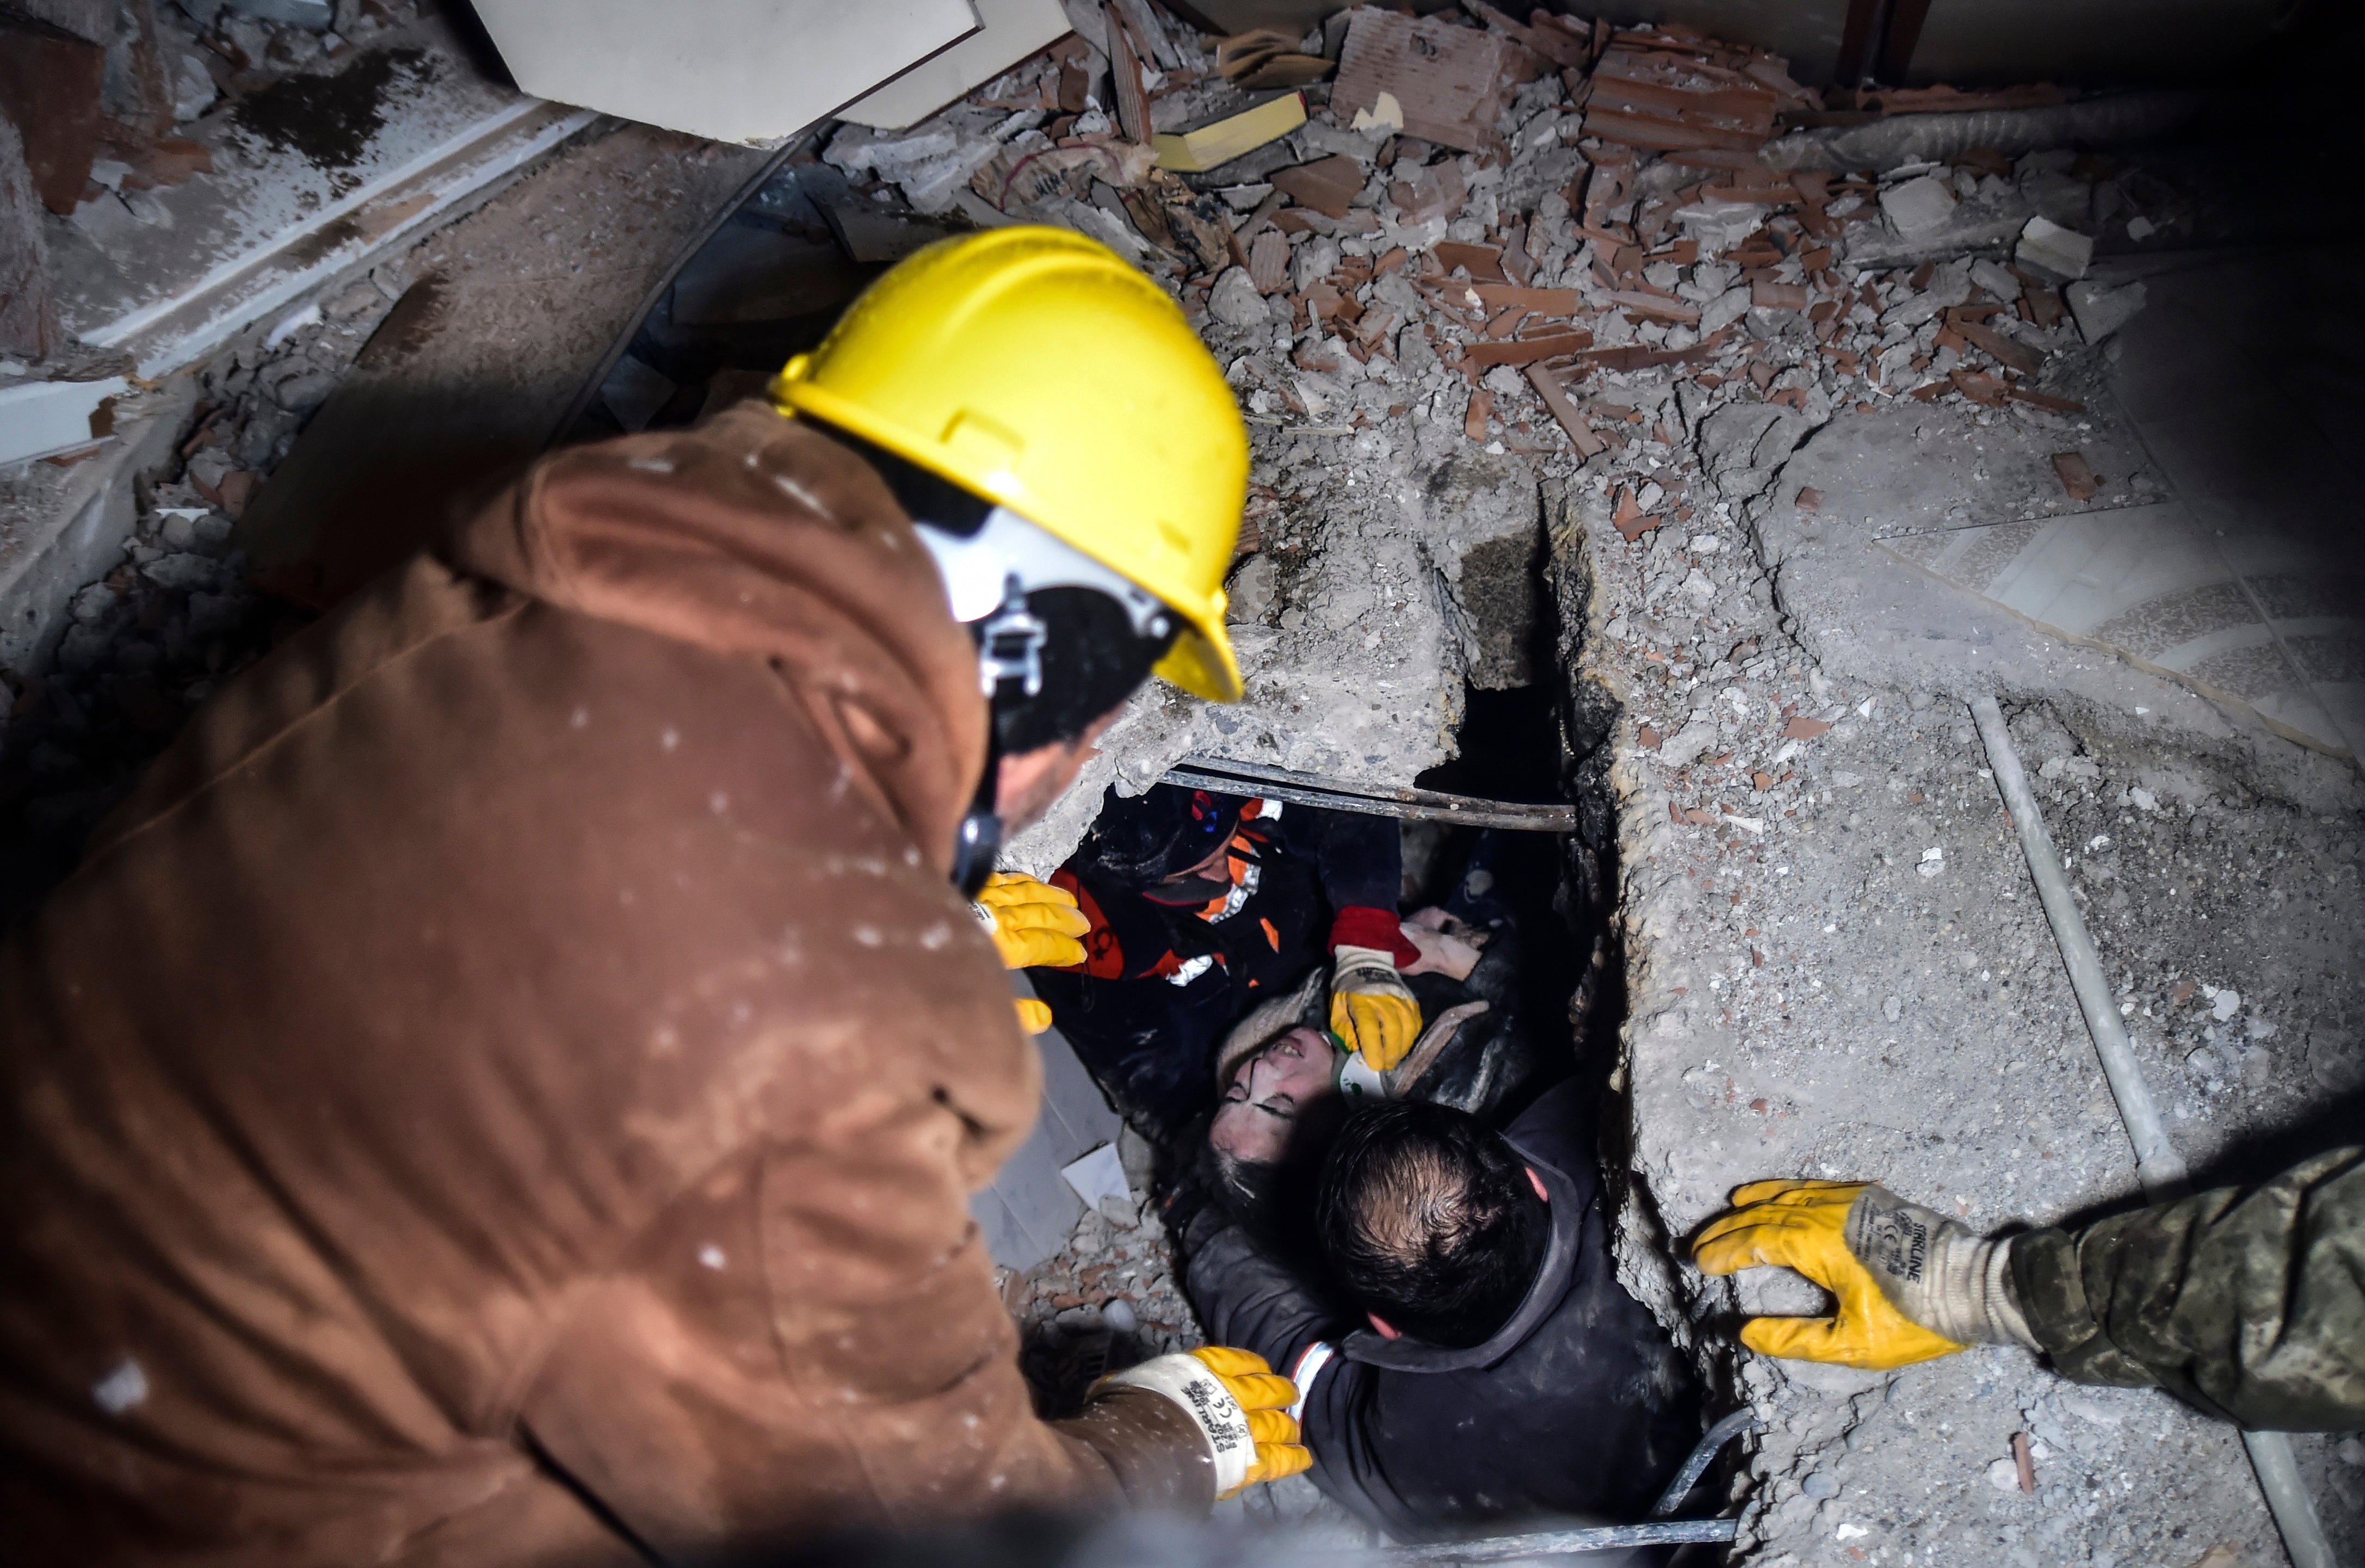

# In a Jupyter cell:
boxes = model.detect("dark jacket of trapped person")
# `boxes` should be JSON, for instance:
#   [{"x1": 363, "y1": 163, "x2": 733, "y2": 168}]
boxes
[
  {"x1": 1027, "y1": 782, "x2": 1417, "y2": 1137},
  {"x1": 0, "y1": 229, "x2": 1314, "y2": 1567},
  {"x1": 1187, "y1": 1085, "x2": 1702, "y2": 1538},
  {"x1": 1696, "y1": 1148, "x2": 2365, "y2": 1430}
]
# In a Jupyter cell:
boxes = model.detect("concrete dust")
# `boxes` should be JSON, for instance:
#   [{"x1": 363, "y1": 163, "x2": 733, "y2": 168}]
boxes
[
  {"x1": 839, "y1": 13, "x2": 2365, "y2": 1563},
  {"x1": 0, "y1": 4, "x2": 2355, "y2": 1558}
]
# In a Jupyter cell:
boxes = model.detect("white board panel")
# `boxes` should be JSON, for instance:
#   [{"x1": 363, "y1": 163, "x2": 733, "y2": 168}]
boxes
[
  {"x1": 839, "y1": 0, "x2": 1071, "y2": 129},
  {"x1": 471, "y1": 0, "x2": 981, "y2": 144}
]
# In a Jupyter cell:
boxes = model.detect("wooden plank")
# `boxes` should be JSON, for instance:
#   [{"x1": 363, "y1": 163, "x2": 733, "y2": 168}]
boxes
[
  {"x1": 1104, "y1": 3, "x2": 1153, "y2": 145},
  {"x1": 1582, "y1": 329, "x2": 1732, "y2": 371},
  {"x1": 1954, "y1": 317, "x2": 2044, "y2": 375},
  {"x1": 2008, "y1": 386, "x2": 2085, "y2": 413},
  {"x1": 1586, "y1": 76, "x2": 1777, "y2": 132},
  {"x1": 1580, "y1": 105, "x2": 1768, "y2": 154},
  {"x1": 2052, "y1": 450, "x2": 2098, "y2": 499},
  {"x1": 1608, "y1": 288, "x2": 1700, "y2": 323}
]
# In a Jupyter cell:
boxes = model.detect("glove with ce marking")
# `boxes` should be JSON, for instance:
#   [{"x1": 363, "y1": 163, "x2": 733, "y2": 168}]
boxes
[
  {"x1": 1329, "y1": 945, "x2": 1421, "y2": 1073},
  {"x1": 973, "y1": 873, "x2": 1091, "y2": 969},
  {"x1": 1693, "y1": 1179, "x2": 2036, "y2": 1371},
  {"x1": 1101, "y1": 1345, "x2": 1311, "y2": 1498}
]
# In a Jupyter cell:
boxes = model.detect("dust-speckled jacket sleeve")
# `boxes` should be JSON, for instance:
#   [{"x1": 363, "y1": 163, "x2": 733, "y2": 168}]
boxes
[
  {"x1": 2010, "y1": 1146, "x2": 2364, "y2": 1431},
  {"x1": 1183, "y1": 1209, "x2": 1345, "y2": 1376}
]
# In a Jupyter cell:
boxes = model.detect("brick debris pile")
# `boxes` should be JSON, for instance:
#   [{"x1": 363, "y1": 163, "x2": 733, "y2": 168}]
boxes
[{"x1": 831, "y1": 2, "x2": 2164, "y2": 910}]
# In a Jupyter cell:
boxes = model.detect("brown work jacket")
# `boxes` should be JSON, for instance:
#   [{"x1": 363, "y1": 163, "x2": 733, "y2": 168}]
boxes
[{"x1": 0, "y1": 405, "x2": 1208, "y2": 1566}]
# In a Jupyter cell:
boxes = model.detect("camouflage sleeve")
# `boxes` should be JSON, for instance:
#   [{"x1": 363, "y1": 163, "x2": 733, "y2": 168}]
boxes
[{"x1": 2008, "y1": 1146, "x2": 2365, "y2": 1431}]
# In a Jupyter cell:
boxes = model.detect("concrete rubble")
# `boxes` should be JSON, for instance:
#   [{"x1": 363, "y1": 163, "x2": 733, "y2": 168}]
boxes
[
  {"x1": 840, "y1": 7, "x2": 2363, "y2": 1561},
  {"x1": 0, "y1": 2, "x2": 2356, "y2": 1562}
]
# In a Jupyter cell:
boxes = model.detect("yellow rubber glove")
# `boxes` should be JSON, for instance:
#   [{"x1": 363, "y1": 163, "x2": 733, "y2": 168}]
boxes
[
  {"x1": 1014, "y1": 998, "x2": 1053, "y2": 1034},
  {"x1": 1190, "y1": 1346, "x2": 1313, "y2": 1496},
  {"x1": 1100, "y1": 1346, "x2": 1311, "y2": 1500},
  {"x1": 1693, "y1": 1179, "x2": 1968, "y2": 1371},
  {"x1": 973, "y1": 873, "x2": 1091, "y2": 970},
  {"x1": 1329, "y1": 944, "x2": 1421, "y2": 1072}
]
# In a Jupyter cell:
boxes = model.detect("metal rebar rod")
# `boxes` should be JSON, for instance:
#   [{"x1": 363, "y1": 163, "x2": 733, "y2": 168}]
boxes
[
  {"x1": 1971, "y1": 695, "x2": 2333, "y2": 1568},
  {"x1": 1369, "y1": 1518, "x2": 1738, "y2": 1562},
  {"x1": 2241, "y1": 1429, "x2": 2337, "y2": 1568},
  {"x1": 1161, "y1": 757, "x2": 1577, "y2": 832},
  {"x1": 1968, "y1": 696, "x2": 2186, "y2": 1195},
  {"x1": 1650, "y1": 1410, "x2": 1763, "y2": 1517}
]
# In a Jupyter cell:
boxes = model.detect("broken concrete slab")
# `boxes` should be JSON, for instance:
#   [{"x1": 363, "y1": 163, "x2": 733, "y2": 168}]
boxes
[
  {"x1": 1008, "y1": 440, "x2": 1545, "y2": 876},
  {"x1": 2066, "y1": 278, "x2": 2145, "y2": 343},
  {"x1": 1879, "y1": 172, "x2": 1958, "y2": 236},
  {"x1": 0, "y1": 376, "x2": 191, "y2": 676},
  {"x1": 839, "y1": 0, "x2": 1072, "y2": 130},
  {"x1": 0, "y1": 376, "x2": 127, "y2": 466},
  {"x1": 2016, "y1": 214, "x2": 2094, "y2": 281},
  {"x1": 54, "y1": 13, "x2": 598, "y2": 376},
  {"x1": 234, "y1": 124, "x2": 772, "y2": 609}
]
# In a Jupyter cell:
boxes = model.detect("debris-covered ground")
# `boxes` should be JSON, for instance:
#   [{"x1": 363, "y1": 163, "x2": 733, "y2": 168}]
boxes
[
  {"x1": 3, "y1": 2, "x2": 2358, "y2": 1560},
  {"x1": 0, "y1": 276, "x2": 391, "y2": 910},
  {"x1": 837, "y1": 6, "x2": 2364, "y2": 1562}
]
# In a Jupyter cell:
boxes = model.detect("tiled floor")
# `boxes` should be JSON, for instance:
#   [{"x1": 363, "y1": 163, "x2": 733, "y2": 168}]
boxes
[{"x1": 970, "y1": 974, "x2": 1124, "y2": 1272}]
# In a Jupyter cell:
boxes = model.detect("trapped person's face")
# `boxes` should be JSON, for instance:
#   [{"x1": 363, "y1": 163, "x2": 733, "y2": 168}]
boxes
[{"x1": 1210, "y1": 1026, "x2": 1338, "y2": 1164}]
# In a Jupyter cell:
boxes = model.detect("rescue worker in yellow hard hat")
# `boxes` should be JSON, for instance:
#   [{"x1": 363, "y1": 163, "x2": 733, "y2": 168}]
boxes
[{"x1": 0, "y1": 229, "x2": 1310, "y2": 1565}]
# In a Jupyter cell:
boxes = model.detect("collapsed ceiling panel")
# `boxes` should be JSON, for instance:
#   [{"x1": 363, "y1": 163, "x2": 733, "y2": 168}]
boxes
[
  {"x1": 468, "y1": 0, "x2": 981, "y2": 144},
  {"x1": 840, "y1": 0, "x2": 1073, "y2": 129}
]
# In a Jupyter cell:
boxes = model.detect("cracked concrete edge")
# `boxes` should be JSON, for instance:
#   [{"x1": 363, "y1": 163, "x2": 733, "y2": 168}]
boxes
[
  {"x1": 0, "y1": 378, "x2": 197, "y2": 678},
  {"x1": 1549, "y1": 473, "x2": 1742, "y2": 1362}
]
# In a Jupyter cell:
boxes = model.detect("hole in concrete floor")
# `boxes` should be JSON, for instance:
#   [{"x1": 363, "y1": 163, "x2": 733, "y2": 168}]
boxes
[{"x1": 1407, "y1": 681, "x2": 1599, "y2": 1127}]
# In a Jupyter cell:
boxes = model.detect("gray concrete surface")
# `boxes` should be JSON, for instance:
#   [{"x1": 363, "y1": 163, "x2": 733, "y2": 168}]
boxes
[{"x1": 2, "y1": 14, "x2": 2360, "y2": 1561}]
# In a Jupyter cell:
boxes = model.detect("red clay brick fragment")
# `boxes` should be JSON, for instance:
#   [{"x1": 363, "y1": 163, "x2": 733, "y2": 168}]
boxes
[
  {"x1": 1781, "y1": 715, "x2": 1831, "y2": 739},
  {"x1": 2052, "y1": 451, "x2": 2098, "y2": 500},
  {"x1": 1611, "y1": 487, "x2": 1658, "y2": 542},
  {"x1": 1465, "y1": 388, "x2": 1493, "y2": 441}
]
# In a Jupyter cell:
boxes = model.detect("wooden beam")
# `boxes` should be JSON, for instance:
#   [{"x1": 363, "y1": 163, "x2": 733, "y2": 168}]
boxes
[{"x1": 1878, "y1": 0, "x2": 1935, "y2": 83}]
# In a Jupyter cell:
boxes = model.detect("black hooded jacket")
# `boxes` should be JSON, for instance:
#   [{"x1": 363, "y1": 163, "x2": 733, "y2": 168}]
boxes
[{"x1": 1182, "y1": 1079, "x2": 1702, "y2": 1539}]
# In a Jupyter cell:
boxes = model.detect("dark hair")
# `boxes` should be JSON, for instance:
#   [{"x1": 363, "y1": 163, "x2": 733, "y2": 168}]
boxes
[
  {"x1": 1316, "y1": 1100, "x2": 1549, "y2": 1348},
  {"x1": 992, "y1": 585, "x2": 1171, "y2": 754},
  {"x1": 817, "y1": 423, "x2": 1175, "y2": 754},
  {"x1": 1201, "y1": 1090, "x2": 1351, "y2": 1264}
]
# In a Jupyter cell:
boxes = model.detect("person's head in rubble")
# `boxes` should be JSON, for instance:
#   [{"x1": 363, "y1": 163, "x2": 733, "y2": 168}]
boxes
[
  {"x1": 1206, "y1": 913, "x2": 1493, "y2": 1215},
  {"x1": 1316, "y1": 1099, "x2": 1551, "y2": 1349},
  {"x1": 767, "y1": 227, "x2": 1249, "y2": 894},
  {"x1": 1204, "y1": 972, "x2": 1359, "y2": 1244}
]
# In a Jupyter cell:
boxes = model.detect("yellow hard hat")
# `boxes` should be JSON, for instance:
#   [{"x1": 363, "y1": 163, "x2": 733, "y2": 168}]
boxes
[{"x1": 771, "y1": 226, "x2": 1246, "y2": 703}]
